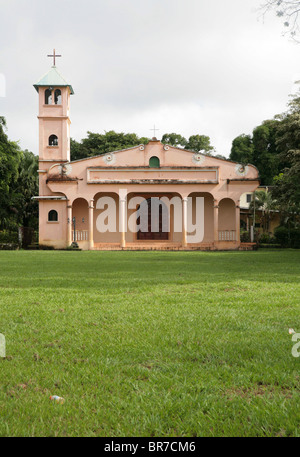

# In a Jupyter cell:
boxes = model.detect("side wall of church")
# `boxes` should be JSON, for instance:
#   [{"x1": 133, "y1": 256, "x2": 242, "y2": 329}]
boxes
[{"x1": 39, "y1": 200, "x2": 68, "y2": 248}]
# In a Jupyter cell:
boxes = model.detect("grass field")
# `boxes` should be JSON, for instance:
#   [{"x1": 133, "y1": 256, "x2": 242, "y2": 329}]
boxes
[{"x1": 0, "y1": 249, "x2": 299, "y2": 437}]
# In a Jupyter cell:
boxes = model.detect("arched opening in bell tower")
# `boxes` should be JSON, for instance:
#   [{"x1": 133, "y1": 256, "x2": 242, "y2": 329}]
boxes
[
  {"x1": 49, "y1": 134, "x2": 58, "y2": 146},
  {"x1": 45, "y1": 89, "x2": 52, "y2": 105},
  {"x1": 54, "y1": 89, "x2": 61, "y2": 104}
]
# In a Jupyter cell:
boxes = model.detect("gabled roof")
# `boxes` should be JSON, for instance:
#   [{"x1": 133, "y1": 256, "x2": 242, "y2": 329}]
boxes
[{"x1": 33, "y1": 65, "x2": 74, "y2": 94}]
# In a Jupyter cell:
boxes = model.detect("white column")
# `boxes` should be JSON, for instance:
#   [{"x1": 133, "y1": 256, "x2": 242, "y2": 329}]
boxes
[
  {"x1": 119, "y1": 197, "x2": 126, "y2": 248},
  {"x1": 89, "y1": 199, "x2": 94, "y2": 250},
  {"x1": 67, "y1": 205, "x2": 72, "y2": 246},
  {"x1": 214, "y1": 200, "x2": 219, "y2": 245},
  {"x1": 182, "y1": 197, "x2": 188, "y2": 247},
  {"x1": 236, "y1": 202, "x2": 240, "y2": 244}
]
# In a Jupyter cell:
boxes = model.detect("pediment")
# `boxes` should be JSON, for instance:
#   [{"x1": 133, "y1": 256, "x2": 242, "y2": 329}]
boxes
[{"x1": 47, "y1": 140, "x2": 259, "y2": 183}]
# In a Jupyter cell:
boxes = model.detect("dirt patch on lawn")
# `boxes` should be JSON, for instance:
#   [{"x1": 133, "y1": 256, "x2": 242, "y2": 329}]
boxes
[{"x1": 223, "y1": 384, "x2": 294, "y2": 401}]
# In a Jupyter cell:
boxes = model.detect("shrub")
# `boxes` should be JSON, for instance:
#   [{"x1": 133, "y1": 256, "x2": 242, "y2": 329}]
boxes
[
  {"x1": 259, "y1": 243, "x2": 281, "y2": 249},
  {"x1": 0, "y1": 231, "x2": 19, "y2": 244},
  {"x1": 0, "y1": 243, "x2": 19, "y2": 250},
  {"x1": 290, "y1": 228, "x2": 300, "y2": 249},
  {"x1": 64, "y1": 243, "x2": 81, "y2": 251},
  {"x1": 259, "y1": 233, "x2": 275, "y2": 244},
  {"x1": 274, "y1": 227, "x2": 289, "y2": 247},
  {"x1": 274, "y1": 226, "x2": 300, "y2": 248},
  {"x1": 240, "y1": 230, "x2": 250, "y2": 242}
]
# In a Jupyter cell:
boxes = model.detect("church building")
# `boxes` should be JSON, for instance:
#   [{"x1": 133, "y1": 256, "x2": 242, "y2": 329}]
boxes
[{"x1": 34, "y1": 59, "x2": 259, "y2": 250}]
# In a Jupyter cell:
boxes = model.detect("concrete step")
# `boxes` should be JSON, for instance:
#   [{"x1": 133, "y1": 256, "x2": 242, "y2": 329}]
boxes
[
  {"x1": 239, "y1": 242, "x2": 257, "y2": 251},
  {"x1": 92, "y1": 242, "x2": 257, "y2": 252},
  {"x1": 92, "y1": 242, "x2": 216, "y2": 251}
]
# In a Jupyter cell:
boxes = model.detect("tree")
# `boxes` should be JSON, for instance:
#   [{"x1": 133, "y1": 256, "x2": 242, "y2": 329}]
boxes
[
  {"x1": 71, "y1": 131, "x2": 149, "y2": 161},
  {"x1": 271, "y1": 92, "x2": 300, "y2": 218},
  {"x1": 230, "y1": 134, "x2": 253, "y2": 164},
  {"x1": 70, "y1": 138, "x2": 84, "y2": 161},
  {"x1": 0, "y1": 118, "x2": 38, "y2": 231},
  {"x1": 0, "y1": 117, "x2": 22, "y2": 229},
  {"x1": 71, "y1": 130, "x2": 216, "y2": 160},
  {"x1": 214, "y1": 154, "x2": 228, "y2": 160},
  {"x1": 230, "y1": 120, "x2": 281, "y2": 185},
  {"x1": 10, "y1": 150, "x2": 39, "y2": 229},
  {"x1": 249, "y1": 189, "x2": 278, "y2": 233},
  {"x1": 185, "y1": 135, "x2": 214, "y2": 154},
  {"x1": 275, "y1": 94, "x2": 300, "y2": 164},
  {"x1": 272, "y1": 151, "x2": 300, "y2": 217},
  {"x1": 252, "y1": 120, "x2": 281, "y2": 185},
  {"x1": 161, "y1": 133, "x2": 187, "y2": 148},
  {"x1": 261, "y1": 1, "x2": 300, "y2": 39}
]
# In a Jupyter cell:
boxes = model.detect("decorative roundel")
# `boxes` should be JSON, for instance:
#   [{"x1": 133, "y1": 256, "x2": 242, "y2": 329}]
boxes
[
  {"x1": 163, "y1": 145, "x2": 169, "y2": 151},
  {"x1": 58, "y1": 164, "x2": 72, "y2": 176},
  {"x1": 235, "y1": 164, "x2": 248, "y2": 177},
  {"x1": 139, "y1": 145, "x2": 145, "y2": 151},
  {"x1": 103, "y1": 152, "x2": 116, "y2": 165},
  {"x1": 192, "y1": 153, "x2": 205, "y2": 165}
]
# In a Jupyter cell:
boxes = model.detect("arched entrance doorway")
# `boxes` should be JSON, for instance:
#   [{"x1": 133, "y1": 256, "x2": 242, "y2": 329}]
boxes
[{"x1": 137, "y1": 197, "x2": 169, "y2": 240}]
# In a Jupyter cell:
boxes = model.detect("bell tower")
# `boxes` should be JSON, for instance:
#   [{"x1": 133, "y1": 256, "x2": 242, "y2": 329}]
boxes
[
  {"x1": 33, "y1": 51, "x2": 75, "y2": 249},
  {"x1": 33, "y1": 51, "x2": 74, "y2": 166}
]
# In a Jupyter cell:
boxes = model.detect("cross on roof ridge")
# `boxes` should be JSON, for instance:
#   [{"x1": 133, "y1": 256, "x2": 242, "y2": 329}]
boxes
[{"x1": 150, "y1": 124, "x2": 159, "y2": 138}]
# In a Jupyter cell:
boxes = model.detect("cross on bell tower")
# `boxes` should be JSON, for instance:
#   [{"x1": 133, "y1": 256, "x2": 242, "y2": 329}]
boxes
[{"x1": 47, "y1": 48, "x2": 62, "y2": 66}]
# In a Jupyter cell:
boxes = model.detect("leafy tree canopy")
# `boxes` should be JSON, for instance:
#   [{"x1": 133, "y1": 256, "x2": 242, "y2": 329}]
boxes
[
  {"x1": 185, "y1": 135, "x2": 214, "y2": 154},
  {"x1": 0, "y1": 117, "x2": 22, "y2": 228},
  {"x1": 272, "y1": 151, "x2": 300, "y2": 217},
  {"x1": 161, "y1": 133, "x2": 187, "y2": 148},
  {"x1": 10, "y1": 150, "x2": 38, "y2": 229},
  {"x1": 71, "y1": 131, "x2": 150, "y2": 161},
  {"x1": 230, "y1": 134, "x2": 253, "y2": 165},
  {"x1": 252, "y1": 120, "x2": 281, "y2": 185},
  {"x1": 271, "y1": 94, "x2": 300, "y2": 217},
  {"x1": 230, "y1": 119, "x2": 282, "y2": 185},
  {"x1": 249, "y1": 189, "x2": 278, "y2": 233},
  {"x1": 0, "y1": 118, "x2": 38, "y2": 230},
  {"x1": 71, "y1": 131, "x2": 216, "y2": 161},
  {"x1": 275, "y1": 94, "x2": 300, "y2": 162}
]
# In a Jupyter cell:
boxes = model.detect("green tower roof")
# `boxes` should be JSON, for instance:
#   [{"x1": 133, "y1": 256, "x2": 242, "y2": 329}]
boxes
[{"x1": 33, "y1": 65, "x2": 74, "y2": 94}]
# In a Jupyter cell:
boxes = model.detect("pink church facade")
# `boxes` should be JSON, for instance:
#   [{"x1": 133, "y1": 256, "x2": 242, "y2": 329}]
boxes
[{"x1": 34, "y1": 65, "x2": 259, "y2": 250}]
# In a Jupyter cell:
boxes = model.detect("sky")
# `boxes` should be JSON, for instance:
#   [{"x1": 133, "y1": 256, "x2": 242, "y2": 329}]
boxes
[{"x1": 1, "y1": 0, "x2": 300, "y2": 157}]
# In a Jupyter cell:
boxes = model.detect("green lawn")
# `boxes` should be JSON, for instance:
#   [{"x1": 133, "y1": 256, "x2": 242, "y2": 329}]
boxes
[{"x1": 0, "y1": 250, "x2": 299, "y2": 437}]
